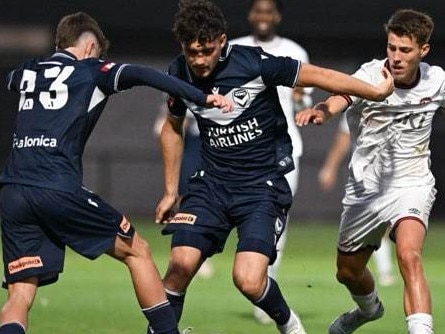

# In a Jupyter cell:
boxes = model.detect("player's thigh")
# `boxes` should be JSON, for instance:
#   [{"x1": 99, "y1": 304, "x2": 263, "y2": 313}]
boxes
[
  {"x1": 31, "y1": 186, "x2": 133, "y2": 260},
  {"x1": 163, "y1": 174, "x2": 232, "y2": 258},
  {"x1": 233, "y1": 177, "x2": 292, "y2": 263},
  {"x1": 393, "y1": 219, "x2": 426, "y2": 255},
  {"x1": 339, "y1": 188, "x2": 387, "y2": 252},
  {"x1": 0, "y1": 185, "x2": 65, "y2": 287},
  {"x1": 107, "y1": 231, "x2": 149, "y2": 261},
  {"x1": 384, "y1": 184, "x2": 436, "y2": 236}
]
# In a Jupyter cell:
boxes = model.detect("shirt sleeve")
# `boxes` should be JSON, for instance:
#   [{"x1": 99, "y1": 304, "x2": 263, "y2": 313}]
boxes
[
  {"x1": 116, "y1": 64, "x2": 207, "y2": 106},
  {"x1": 164, "y1": 60, "x2": 189, "y2": 118},
  {"x1": 259, "y1": 51, "x2": 301, "y2": 88},
  {"x1": 6, "y1": 69, "x2": 21, "y2": 92}
]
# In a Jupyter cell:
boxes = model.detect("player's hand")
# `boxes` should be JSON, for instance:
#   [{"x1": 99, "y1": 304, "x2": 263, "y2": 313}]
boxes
[
  {"x1": 375, "y1": 67, "x2": 394, "y2": 101},
  {"x1": 295, "y1": 107, "x2": 327, "y2": 126},
  {"x1": 155, "y1": 194, "x2": 179, "y2": 224},
  {"x1": 206, "y1": 94, "x2": 234, "y2": 113},
  {"x1": 318, "y1": 166, "x2": 337, "y2": 192}
]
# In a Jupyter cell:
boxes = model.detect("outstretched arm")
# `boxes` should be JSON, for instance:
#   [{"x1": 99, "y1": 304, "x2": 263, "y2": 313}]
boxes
[
  {"x1": 118, "y1": 65, "x2": 233, "y2": 112},
  {"x1": 295, "y1": 95, "x2": 349, "y2": 126},
  {"x1": 296, "y1": 63, "x2": 393, "y2": 102}
]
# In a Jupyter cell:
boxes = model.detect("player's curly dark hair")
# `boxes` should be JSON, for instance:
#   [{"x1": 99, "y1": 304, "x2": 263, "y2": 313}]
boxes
[{"x1": 173, "y1": 0, "x2": 227, "y2": 45}]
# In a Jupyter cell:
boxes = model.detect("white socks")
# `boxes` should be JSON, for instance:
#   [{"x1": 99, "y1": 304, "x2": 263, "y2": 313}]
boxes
[{"x1": 407, "y1": 313, "x2": 433, "y2": 334}]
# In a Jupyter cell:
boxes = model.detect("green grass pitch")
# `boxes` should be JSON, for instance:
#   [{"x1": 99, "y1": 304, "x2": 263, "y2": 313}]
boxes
[{"x1": 1, "y1": 221, "x2": 444, "y2": 333}]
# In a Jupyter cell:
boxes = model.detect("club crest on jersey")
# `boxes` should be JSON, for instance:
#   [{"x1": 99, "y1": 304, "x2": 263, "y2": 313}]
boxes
[
  {"x1": 100, "y1": 62, "x2": 116, "y2": 72},
  {"x1": 233, "y1": 88, "x2": 250, "y2": 107},
  {"x1": 419, "y1": 97, "x2": 432, "y2": 104}
]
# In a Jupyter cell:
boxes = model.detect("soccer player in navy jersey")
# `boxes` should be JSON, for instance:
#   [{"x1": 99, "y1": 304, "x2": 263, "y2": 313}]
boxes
[
  {"x1": 155, "y1": 1, "x2": 393, "y2": 333},
  {"x1": 0, "y1": 12, "x2": 232, "y2": 334}
]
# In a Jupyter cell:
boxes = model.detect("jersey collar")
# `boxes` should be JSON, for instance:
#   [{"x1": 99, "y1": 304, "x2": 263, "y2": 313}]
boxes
[
  {"x1": 384, "y1": 59, "x2": 421, "y2": 89},
  {"x1": 51, "y1": 50, "x2": 77, "y2": 61}
]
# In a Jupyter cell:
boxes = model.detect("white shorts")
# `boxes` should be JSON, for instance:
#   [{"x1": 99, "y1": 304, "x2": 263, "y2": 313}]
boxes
[{"x1": 338, "y1": 183, "x2": 437, "y2": 252}]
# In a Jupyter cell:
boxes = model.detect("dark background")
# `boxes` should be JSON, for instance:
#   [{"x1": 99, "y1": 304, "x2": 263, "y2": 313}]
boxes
[{"x1": 1, "y1": 0, "x2": 444, "y2": 221}]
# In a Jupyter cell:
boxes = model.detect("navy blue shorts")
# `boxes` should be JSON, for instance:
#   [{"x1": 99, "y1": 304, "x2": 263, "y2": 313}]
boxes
[
  {"x1": 0, "y1": 184, "x2": 134, "y2": 287},
  {"x1": 162, "y1": 171, "x2": 292, "y2": 263}
]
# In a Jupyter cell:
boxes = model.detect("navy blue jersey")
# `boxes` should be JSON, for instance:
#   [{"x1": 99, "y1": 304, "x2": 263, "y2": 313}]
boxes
[
  {"x1": 1, "y1": 51, "x2": 208, "y2": 192},
  {"x1": 167, "y1": 44, "x2": 300, "y2": 185}
]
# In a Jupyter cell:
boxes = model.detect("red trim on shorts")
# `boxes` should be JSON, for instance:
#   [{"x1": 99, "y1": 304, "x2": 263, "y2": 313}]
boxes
[{"x1": 390, "y1": 216, "x2": 426, "y2": 242}]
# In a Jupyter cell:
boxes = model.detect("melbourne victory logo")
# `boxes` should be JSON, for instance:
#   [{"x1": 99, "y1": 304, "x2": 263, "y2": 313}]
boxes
[{"x1": 232, "y1": 88, "x2": 250, "y2": 107}]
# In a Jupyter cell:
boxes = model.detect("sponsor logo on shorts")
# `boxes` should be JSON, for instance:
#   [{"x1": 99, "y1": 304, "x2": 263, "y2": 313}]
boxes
[
  {"x1": 120, "y1": 218, "x2": 131, "y2": 233},
  {"x1": 8, "y1": 256, "x2": 43, "y2": 274},
  {"x1": 408, "y1": 208, "x2": 421, "y2": 216},
  {"x1": 170, "y1": 213, "x2": 197, "y2": 225}
]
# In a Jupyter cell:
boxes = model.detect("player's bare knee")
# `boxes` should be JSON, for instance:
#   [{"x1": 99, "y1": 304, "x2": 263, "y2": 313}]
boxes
[
  {"x1": 336, "y1": 267, "x2": 361, "y2": 285},
  {"x1": 397, "y1": 249, "x2": 422, "y2": 275},
  {"x1": 233, "y1": 273, "x2": 263, "y2": 299},
  {"x1": 166, "y1": 250, "x2": 200, "y2": 282}
]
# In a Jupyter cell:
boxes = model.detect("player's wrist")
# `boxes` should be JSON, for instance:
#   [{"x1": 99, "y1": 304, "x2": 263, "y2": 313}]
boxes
[{"x1": 313, "y1": 103, "x2": 331, "y2": 121}]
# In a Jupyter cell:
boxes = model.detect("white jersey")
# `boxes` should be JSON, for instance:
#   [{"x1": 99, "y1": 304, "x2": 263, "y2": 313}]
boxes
[
  {"x1": 229, "y1": 35, "x2": 312, "y2": 158},
  {"x1": 346, "y1": 59, "x2": 445, "y2": 188}
]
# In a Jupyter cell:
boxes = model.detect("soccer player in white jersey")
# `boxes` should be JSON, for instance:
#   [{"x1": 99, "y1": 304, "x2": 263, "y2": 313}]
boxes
[
  {"x1": 230, "y1": 0, "x2": 312, "y2": 324},
  {"x1": 318, "y1": 113, "x2": 396, "y2": 288},
  {"x1": 296, "y1": 9, "x2": 444, "y2": 334}
]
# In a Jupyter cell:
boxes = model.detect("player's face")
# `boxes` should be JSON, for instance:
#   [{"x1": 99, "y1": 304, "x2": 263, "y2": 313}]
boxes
[
  {"x1": 248, "y1": 0, "x2": 281, "y2": 41},
  {"x1": 386, "y1": 32, "x2": 430, "y2": 86},
  {"x1": 183, "y1": 35, "x2": 227, "y2": 78}
]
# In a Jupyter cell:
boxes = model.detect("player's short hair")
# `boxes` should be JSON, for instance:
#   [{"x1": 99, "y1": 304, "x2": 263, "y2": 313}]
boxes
[
  {"x1": 55, "y1": 12, "x2": 110, "y2": 56},
  {"x1": 384, "y1": 9, "x2": 434, "y2": 46},
  {"x1": 248, "y1": 0, "x2": 283, "y2": 14},
  {"x1": 173, "y1": 0, "x2": 227, "y2": 45}
]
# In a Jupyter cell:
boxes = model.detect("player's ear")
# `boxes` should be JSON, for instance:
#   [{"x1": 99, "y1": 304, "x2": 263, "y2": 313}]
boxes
[
  {"x1": 420, "y1": 43, "x2": 430, "y2": 58},
  {"x1": 219, "y1": 34, "x2": 227, "y2": 49},
  {"x1": 82, "y1": 40, "x2": 94, "y2": 59}
]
